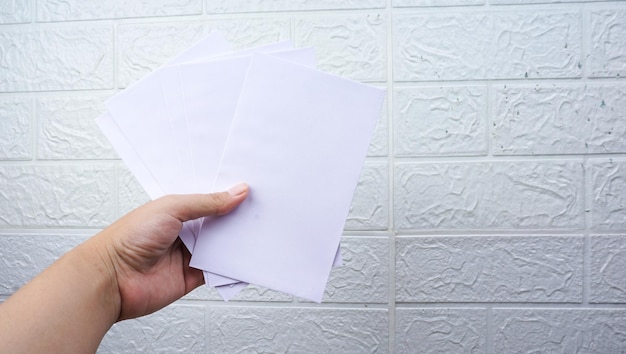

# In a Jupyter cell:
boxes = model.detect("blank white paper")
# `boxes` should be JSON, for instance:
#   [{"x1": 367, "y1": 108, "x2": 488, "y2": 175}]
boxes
[{"x1": 189, "y1": 54, "x2": 385, "y2": 302}]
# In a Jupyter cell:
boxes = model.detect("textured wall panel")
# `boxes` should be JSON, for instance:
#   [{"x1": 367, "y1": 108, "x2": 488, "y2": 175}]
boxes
[
  {"x1": 393, "y1": 0, "x2": 484, "y2": 6},
  {"x1": 117, "y1": 165, "x2": 150, "y2": 217},
  {"x1": 37, "y1": 0, "x2": 202, "y2": 21},
  {"x1": 346, "y1": 162, "x2": 388, "y2": 231},
  {"x1": 227, "y1": 285, "x2": 293, "y2": 302},
  {"x1": 184, "y1": 284, "x2": 292, "y2": 302},
  {"x1": 396, "y1": 308, "x2": 486, "y2": 353},
  {"x1": 0, "y1": 233, "x2": 87, "y2": 295},
  {"x1": 493, "y1": 309, "x2": 626, "y2": 352},
  {"x1": 206, "y1": 0, "x2": 385, "y2": 13},
  {"x1": 323, "y1": 237, "x2": 389, "y2": 303},
  {"x1": 394, "y1": 86, "x2": 487, "y2": 156},
  {"x1": 368, "y1": 95, "x2": 388, "y2": 157},
  {"x1": 589, "y1": 9, "x2": 626, "y2": 78},
  {"x1": 394, "y1": 11, "x2": 581, "y2": 81},
  {"x1": 590, "y1": 159, "x2": 626, "y2": 230},
  {"x1": 492, "y1": 0, "x2": 607, "y2": 3},
  {"x1": 395, "y1": 161, "x2": 584, "y2": 230},
  {"x1": 99, "y1": 305, "x2": 204, "y2": 353},
  {"x1": 0, "y1": 165, "x2": 115, "y2": 227},
  {"x1": 396, "y1": 235, "x2": 583, "y2": 302},
  {"x1": 295, "y1": 13, "x2": 386, "y2": 81},
  {"x1": 117, "y1": 20, "x2": 290, "y2": 87},
  {"x1": 0, "y1": 0, "x2": 29, "y2": 23},
  {"x1": 37, "y1": 95, "x2": 116, "y2": 160},
  {"x1": 494, "y1": 83, "x2": 626, "y2": 155},
  {"x1": 209, "y1": 306, "x2": 388, "y2": 353},
  {"x1": 0, "y1": 24, "x2": 114, "y2": 91},
  {"x1": 117, "y1": 22, "x2": 208, "y2": 88},
  {"x1": 182, "y1": 269, "x2": 293, "y2": 302},
  {"x1": 591, "y1": 234, "x2": 626, "y2": 303},
  {"x1": 0, "y1": 97, "x2": 31, "y2": 160}
]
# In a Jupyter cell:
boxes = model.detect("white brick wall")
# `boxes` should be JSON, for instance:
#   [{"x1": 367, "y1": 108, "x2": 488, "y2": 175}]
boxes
[{"x1": 1, "y1": 1, "x2": 625, "y2": 352}]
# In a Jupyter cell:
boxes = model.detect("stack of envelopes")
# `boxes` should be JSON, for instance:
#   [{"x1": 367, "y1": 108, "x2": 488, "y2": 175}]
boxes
[{"x1": 97, "y1": 32, "x2": 386, "y2": 302}]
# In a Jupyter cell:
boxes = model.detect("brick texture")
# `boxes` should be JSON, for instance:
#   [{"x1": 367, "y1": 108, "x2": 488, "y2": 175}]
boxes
[
  {"x1": 99, "y1": 305, "x2": 205, "y2": 353},
  {"x1": 394, "y1": 86, "x2": 487, "y2": 156},
  {"x1": 208, "y1": 306, "x2": 388, "y2": 352},
  {"x1": 37, "y1": 95, "x2": 116, "y2": 160},
  {"x1": 590, "y1": 159, "x2": 626, "y2": 231},
  {"x1": 396, "y1": 236, "x2": 583, "y2": 302},
  {"x1": 0, "y1": 24, "x2": 114, "y2": 91},
  {"x1": 493, "y1": 309, "x2": 626, "y2": 352},
  {"x1": 0, "y1": 233, "x2": 86, "y2": 295},
  {"x1": 0, "y1": 165, "x2": 115, "y2": 227},
  {"x1": 395, "y1": 161, "x2": 584, "y2": 230},
  {"x1": 346, "y1": 162, "x2": 389, "y2": 231},
  {"x1": 207, "y1": 0, "x2": 385, "y2": 13},
  {"x1": 393, "y1": 11, "x2": 581, "y2": 81},
  {"x1": 0, "y1": 97, "x2": 31, "y2": 160},
  {"x1": 117, "y1": 20, "x2": 290, "y2": 87},
  {"x1": 37, "y1": 0, "x2": 202, "y2": 21},
  {"x1": 323, "y1": 237, "x2": 389, "y2": 303},
  {"x1": 396, "y1": 308, "x2": 486, "y2": 353},
  {"x1": 0, "y1": 0, "x2": 30, "y2": 24},
  {"x1": 294, "y1": 13, "x2": 387, "y2": 81},
  {"x1": 589, "y1": 9, "x2": 626, "y2": 78},
  {"x1": 493, "y1": 83, "x2": 626, "y2": 155},
  {"x1": 591, "y1": 235, "x2": 626, "y2": 303}
]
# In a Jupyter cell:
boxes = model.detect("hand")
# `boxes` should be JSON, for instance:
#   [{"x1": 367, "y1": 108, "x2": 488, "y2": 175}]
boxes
[
  {"x1": 0, "y1": 184, "x2": 249, "y2": 353},
  {"x1": 97, "y1": 183, "x2": 249, "y2": 321}
]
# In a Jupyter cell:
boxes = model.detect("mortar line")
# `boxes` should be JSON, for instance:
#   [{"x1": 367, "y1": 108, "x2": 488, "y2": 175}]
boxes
[
  {"x1": 486, "y1": 304, "x2": 493, "y2": 354},
  {"x1": 389, "y1": 2, "x2": 625, "y2": 14},
  {"x1": 396, "y1": 302, "x2": 626, "y2": 309},
  {"x1": 205, "y1": 303, "x2": 210, "y2": 354},
  {"x1": 486, "y1": 81, "x2": 494, "y2": 159},
  {"x1": 386, "y1": 1, "x2": 396, "y2": 353},
  {"x1": 583, "y1": 155, "x2": 592, "y2": 305},
  {"x1": 113, "y1": 19, "x2": 118, "y2": 91},
  {"x1": 30, "y1": 94, "x2": 36, "y2": 162},
  {"x1": 393, "y1": 153, "x2": 626, "y2": 163},
  {"x1": 390, "y1": 77, "x2": 626, "y2": 87}
]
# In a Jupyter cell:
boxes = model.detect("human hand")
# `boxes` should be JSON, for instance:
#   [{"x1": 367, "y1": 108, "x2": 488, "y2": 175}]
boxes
[
  {"x1": 94, "y1": 183, "x2": 249, "y2": 321},
  {"x1": 0, "y1": 183, "x2": 249, "y2": 353}
]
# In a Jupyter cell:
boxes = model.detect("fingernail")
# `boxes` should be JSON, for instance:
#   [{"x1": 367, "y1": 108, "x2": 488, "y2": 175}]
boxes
[{"x1": 228, "y1": 183, "x2": 248, "y2": 196}]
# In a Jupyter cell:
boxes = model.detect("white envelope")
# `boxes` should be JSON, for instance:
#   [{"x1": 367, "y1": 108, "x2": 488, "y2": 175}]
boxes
[
  {"x1": 100, "y1": 39, "x2": 290, "y2": 251},
  {"x1": 161, "y1": 41, "x2": 297, "y2": 195},
  {"x1": 177, "y1": 48, "x2": 315, "y2": 194},
  {"x1": 97, "y1": 31, "x2": 233, "y2": 199},
  {"x1": 98, "y1": 35, "x2": 353, "y2": 302},
  {"x1": 189, "y1": 54, "x2": 385, "y2": 302},
  {"x1": 174, "y1": 48, "x2": 317, "y2": 290}
]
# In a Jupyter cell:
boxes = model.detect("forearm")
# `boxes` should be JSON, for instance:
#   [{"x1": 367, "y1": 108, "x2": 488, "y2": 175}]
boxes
[
  {"x1": 0, "y1": 236, "x2": 120, "y2": 353},
  {"x1": 0, "y1": 190, "x2": 246, "y2": 352}
]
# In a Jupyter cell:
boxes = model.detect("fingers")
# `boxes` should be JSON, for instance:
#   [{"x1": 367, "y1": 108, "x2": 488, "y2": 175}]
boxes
[{"x1": 157, "y1": 183, "x2": 249, "y2": 222}]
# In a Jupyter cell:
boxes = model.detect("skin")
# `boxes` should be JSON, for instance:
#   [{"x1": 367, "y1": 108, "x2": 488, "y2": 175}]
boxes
[{"x1": 0, "y1": 183, "x2": 249, "y2": 353}]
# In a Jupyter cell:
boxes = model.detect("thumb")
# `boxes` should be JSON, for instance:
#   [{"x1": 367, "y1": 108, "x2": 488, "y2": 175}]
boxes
[{"x1": 157, "y1": 183, "x2": 249, "y2": 222}]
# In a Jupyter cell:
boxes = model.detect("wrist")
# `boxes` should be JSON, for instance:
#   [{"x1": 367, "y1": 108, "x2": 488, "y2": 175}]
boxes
[{"x1": 75, "y1": 234, "x2": 122, "y2": 324}]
